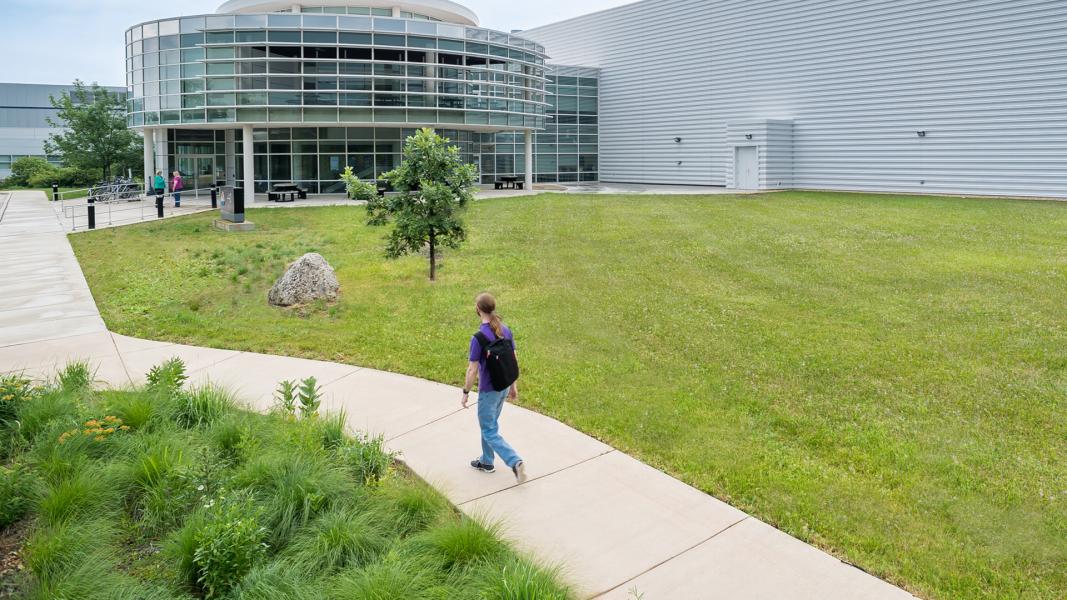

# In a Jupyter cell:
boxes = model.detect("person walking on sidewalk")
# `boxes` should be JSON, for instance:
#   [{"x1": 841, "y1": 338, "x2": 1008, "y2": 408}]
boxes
[
  {"x1": 171, "y1": 171, "x2": 183, "y2": 207},
  {"x1": 462, "y1": 293, "x2": 527, "y2": 484}
]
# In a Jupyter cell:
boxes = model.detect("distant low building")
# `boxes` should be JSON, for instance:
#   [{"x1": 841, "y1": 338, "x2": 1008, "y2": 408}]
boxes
[{"x1": 0, "y1": 82, "x2": 126, "y2": 179}]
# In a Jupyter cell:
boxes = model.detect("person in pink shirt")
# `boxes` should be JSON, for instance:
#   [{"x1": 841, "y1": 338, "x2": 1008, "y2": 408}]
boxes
[{"x1": 171, "y1": 171, "x2": 183, "y2": 207}]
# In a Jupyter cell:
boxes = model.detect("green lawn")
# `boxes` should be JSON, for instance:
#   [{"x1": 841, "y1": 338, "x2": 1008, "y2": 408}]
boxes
[{"x1": 70, "y1": 191, "x2": 1067, "y2": 599}]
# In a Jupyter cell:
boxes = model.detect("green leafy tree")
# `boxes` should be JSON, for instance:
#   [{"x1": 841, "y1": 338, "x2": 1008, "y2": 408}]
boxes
[
  {"x1": 339, "y1": 166, "x2": 377, "y2": 201},
  {"x1": 368, "y1": 128, "x2": 478, "y2": 281},
  {"x1": 6, "y1": 157, "x2": 54, "y2": 187},
  {"x1": 45, "y1": 80, "x2": 142, "y2": 181}
]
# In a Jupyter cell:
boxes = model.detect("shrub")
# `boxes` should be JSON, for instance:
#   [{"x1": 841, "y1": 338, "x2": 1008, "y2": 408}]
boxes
[
  {"x1": 192, "y1": 492, "x2": 269, "y2": 599},
  {"x1": 7, "y1": 156, "x2": 53, "y2": 187},
  {"x1": 235, "y1": 451, "x2": 352, "y2": 548},
  {"x1": 283, "y1": 507, "x2": 387, "y2": 574},
  {"x1": 233, "y1": 562, "x2": 325, "y2": 600},
  {"x1": 414, "y1": 517, "x2": 505, "y2": 571},
  {"x1": 210, "y1": 413, "x2": 262, "y2": 464},
  {"x1": 147, "y1": 358, "x2": 189, "y2": 398},
  {"x1": 274, "y1": 380, "x2": 298, "y2": 417},
  {"x1": 339, "y1": 166, "x2": 377, "y2": 201},
  {"x1": 104, "y1": 391, "x2": 159, "y2": 430},
  {"x1": 0, "y1": 374, "x2": 35, "y2": 424},
  {"x1": 369, "y1": 478, "x2": 450, "y2": 537},
  {"x1": 14, "y1": 392, "x2": 80, "y2": 447},
  {"x1": 336, "y1": 432, "x2": 395, "y2": 486},
  {"x1": 476, "y1": 557, "x2": 573, "y2": 600},
  {"x1": 174, "y1": 385, "x2": 235, "y2": 428},
  {"x1": 55, "y1": 360, "x2": 95, "y2": 395},
  {"x1": 0, "y1": 464, "x2": 38, "y2": 528},
  {"x1": 329, "y1": 561, "x2": 433, "y2": 599},
  {"x1": 36, "y1": 469, "x2": 118, "y2": 527},
  {"x1": 297, "y1": 377, "x2": 322, "y2": 419},
  {"x1": 23, "y1": 519, "x2": 118, "y2": 583}
]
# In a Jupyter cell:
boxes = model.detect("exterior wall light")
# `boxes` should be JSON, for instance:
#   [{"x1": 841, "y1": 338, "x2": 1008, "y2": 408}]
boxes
[
  {"x1": 745, "y1": 134, "x2": 754, "y2": 140},
  {"x1": 917, "y1": 131, "x2": 927, "y2": 138},
  {"x1": 674, "y1": 137, "x2": 682, "y2": 143}
]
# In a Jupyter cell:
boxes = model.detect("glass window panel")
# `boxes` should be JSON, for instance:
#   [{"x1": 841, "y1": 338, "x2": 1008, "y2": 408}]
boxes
[
  {"x1": 375, "y1": 34, "x2": 406, "y2": 47},
  {"x1": 268, "y1": 14, "x2": 302, "y2": 28},
  {"x1": 143, "y1": 22, "x2": 159, "y2": 38},
  {"x1": 236, "y1": 30, "x2": 267, "y2": 43},
  {"x1": 293, "y1": 155, "x2": 317, "y2": 181},
  {"x1": 269, "y1": 107, "x2": 302, "y2": 122},
  {"x1": 237, "y1": 108, "x2": 268, "y2": 121},
  {"x1": 372, "y1": 18, "x2": 405, "y2": 32},
  {"x1": 268, "y1": 76, "x2": 300, "y2": 89},
  {"x1": 270, "y1": 155, "x2": 292, "y2": 181},
  {"x1": 180, "y1": 33, "x2": 204, "y2": 48},
  {"x1": 181, "y1": 48, "x2": 205, "y2": 62},
  {"x1": 268, "y1": 92, "x2": 302, "y2": 105},
  {"x1": 159, "y1": 35, "x2": 180, "y2": 50},
  {"x1": 235, "y1": 15, "x2": 267, "y2": 29},
  {"x1": 304, "y1": 107, "x2": 338, "y2": 122},
  {"x1": 319, "y1": 154, "x2": 346, "y2": 180},
  {"x1": 302, "y1": 15, "x2": 338, "y2": 29},
  {"x1": 268, "y1": 61, "x2": 300, "y2": 74},
  {"x1": 339, "y1": 15, "x2": 372, "y2": 30},
  {"x1": 206, "y1": 78, "x2": 236, "y2": 91},
  {"x1": 268, "y1": 30, "x2": 302, "y2": 43},
  {"x1": 339, "y1": 32, "x2": 373, "y2": 45},
  {"x1": 238, "y1": 92, "x2": 267, "y2": 105},
  {"x1": 207, "y1": 108, "x2": 236, "y2": 122},
  {"x1": 206, "y1": 47, "x2": 235, "y2": 59},
  {"x1": 205, "y1": 16, "x2": 235, "y2": 30},
  {"x1": 206, "y1": 62, "x2": 235, "y2": 76},
  {"x1": 304, "y1": 31, "x2": 337, "y2": 44},
  {"x1": 205, "y1": 31, "x2": 235, "y2": 44}
]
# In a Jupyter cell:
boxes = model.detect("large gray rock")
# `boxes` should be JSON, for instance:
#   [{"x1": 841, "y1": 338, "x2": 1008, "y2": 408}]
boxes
[{"x1": 268, "y1": 253, "x2": 340, "y2": 307}]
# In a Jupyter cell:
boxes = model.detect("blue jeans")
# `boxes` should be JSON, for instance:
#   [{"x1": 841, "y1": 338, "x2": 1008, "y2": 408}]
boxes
[
  {"x1": 173, "y1": 191, "x2": 181, "y2": 206},
  {"x1": 478, "y1": 387, "x2": 521, "y2": 468}
]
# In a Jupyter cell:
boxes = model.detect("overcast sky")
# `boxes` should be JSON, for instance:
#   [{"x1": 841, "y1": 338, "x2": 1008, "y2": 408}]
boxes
[{"x1": 0, "y1": 0, "x2": 633, "y2": 87}]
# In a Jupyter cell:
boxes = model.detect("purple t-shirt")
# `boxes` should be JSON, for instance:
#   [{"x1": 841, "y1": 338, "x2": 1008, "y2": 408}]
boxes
[{"x1": 469, "y1": 322, "x2": 514, "y2": 392}]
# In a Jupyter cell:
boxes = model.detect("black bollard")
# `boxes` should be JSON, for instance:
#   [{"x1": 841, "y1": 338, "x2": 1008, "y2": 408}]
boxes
[
  {"x1": 87, "y1": 197, "x2": 96, "y2": 230},
  {"x1": 210, "y1": 185, "x2": 218, "y2": 209},
  {"x1": 156, "y1": 193, "x2": 164, "y2": 219},
  {"x1": 51, "y1": 183, "x2": 59, "y2": 202}
]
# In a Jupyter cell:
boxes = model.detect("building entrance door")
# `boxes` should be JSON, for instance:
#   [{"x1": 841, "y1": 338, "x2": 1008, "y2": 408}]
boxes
[
  {"x1": 734, "y1": 146, "x2": 758, "y2": 189},
  {"x1": 176, "y1": 156, "x2": 216, "y2": 196}
]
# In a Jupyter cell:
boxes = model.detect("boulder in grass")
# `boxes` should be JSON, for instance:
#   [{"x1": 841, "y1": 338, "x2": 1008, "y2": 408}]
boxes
[{"x1": 268, "y1": 253, "x2": 340, "y2": 307}]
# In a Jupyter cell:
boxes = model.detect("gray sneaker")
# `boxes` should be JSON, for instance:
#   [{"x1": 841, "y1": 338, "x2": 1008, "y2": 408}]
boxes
[
  {"x1": 512, "y1": 460, "x2": 527, "y2": 484},
  {"x1": 470, "y1": 459, "x2": 496, "y2": 474}
]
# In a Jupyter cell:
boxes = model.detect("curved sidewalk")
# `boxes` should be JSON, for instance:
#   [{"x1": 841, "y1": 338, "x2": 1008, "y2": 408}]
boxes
[{"x1": 0, "y1": 190, "x2": 916, "y2": 599}]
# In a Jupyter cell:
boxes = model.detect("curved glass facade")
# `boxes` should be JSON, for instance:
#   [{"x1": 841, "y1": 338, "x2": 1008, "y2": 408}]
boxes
[{"x1": 124, "y1": 13, "x2": 548, "y2": 130}]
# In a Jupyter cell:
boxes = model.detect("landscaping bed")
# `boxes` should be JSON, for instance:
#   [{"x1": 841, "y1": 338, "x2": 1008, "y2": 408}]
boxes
[
  {"x1": 0, "y1": 362, "x2": 571, "y2": 599},
  {"x1": 69, "y1": 191, "x2": 1067, "y2": 599}
]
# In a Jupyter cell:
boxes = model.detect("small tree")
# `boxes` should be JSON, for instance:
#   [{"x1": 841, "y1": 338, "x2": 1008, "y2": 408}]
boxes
[
  {"x1": 45, "y1": 80, "x2": 142, "y2": 181},
  {"x1": 339, "y1": 166, "x2": 377, "y2": 201},
  {"x1": 368, "y1": 128, "x2": 478, "y2": 281}
]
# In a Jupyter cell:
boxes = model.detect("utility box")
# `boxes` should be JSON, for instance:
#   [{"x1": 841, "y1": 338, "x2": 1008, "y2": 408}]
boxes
[{"x1": 727, "y1": 120, "x2": 794, "y2": 190}]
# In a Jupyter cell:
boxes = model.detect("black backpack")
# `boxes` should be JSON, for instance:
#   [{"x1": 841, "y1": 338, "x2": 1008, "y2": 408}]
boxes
[{"x1": 474, "y1": 331, "x2": 520, "y2": 391}]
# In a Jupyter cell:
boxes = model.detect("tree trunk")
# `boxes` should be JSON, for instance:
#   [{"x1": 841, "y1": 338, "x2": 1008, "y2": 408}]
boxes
[{"x1": 429, "y1": 229, "x2": 437, "y2": 281}]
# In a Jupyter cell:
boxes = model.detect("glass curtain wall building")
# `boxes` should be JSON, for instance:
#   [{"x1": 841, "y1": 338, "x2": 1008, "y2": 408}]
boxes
[{"x1": 125, "y1": 1, "x2": 598, "y2": 195}]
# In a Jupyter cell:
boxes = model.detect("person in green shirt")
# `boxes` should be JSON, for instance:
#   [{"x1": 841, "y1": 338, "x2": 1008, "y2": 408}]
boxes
[{"x1": 152, "y1": 170, "x2": 166, "y2": 197}]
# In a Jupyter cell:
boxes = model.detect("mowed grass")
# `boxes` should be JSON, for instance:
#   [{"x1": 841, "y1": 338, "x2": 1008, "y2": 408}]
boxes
[{"x1": 70, "y1": 191, "x2": 1067, "y2": 599}]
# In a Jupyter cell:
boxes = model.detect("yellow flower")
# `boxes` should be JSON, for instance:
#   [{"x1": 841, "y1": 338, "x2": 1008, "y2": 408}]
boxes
[
  {"x1": 94, "y1": 435, "x2": 106, "y2": 442},
  {"x1": 120, "y1": 426, "x2": 131, "y2": 431}
]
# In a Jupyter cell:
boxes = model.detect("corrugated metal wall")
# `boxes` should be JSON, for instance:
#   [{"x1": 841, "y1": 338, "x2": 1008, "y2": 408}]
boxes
[{"x1": 523, "y1": 0, "x2": 1067, "y2": 198}]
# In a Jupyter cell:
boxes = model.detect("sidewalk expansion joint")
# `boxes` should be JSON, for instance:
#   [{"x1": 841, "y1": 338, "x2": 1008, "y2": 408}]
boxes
[
  {"x1": 590, "y1": 515, "x2": 752, "y2": 599},
  {"x1": 386, "y1": 404, "x2": 472, "y2": 443},
  {"x1": 456, "y1": 448, "x2": 617, "y2": 508}
]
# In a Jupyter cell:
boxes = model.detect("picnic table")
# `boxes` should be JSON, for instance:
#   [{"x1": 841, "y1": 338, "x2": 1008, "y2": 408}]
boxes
[
  {"x1": 494, "y1": 176, "x2": 525, "y2": 190},
  {"x1": 268, "y1": 182, "x2": 308, "y2": 202}
]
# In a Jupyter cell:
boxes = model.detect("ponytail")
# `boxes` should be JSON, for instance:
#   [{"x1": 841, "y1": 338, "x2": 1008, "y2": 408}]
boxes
[
  {"x1": 476, "y1": 292, "x2": 505, "y2": 338},
  {"x1": 488, "y1": 313, "x2": 504, "y2": 338}
]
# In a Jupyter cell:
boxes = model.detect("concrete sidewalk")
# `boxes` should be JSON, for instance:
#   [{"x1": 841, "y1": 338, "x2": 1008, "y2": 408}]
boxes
[{"x1": 0, "y1": 190, "x2": 916, "y2": 599}]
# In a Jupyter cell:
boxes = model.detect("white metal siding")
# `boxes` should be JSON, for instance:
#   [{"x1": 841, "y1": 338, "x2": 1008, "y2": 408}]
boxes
[{"x1": 523, "y1": 0, "x2": 1067, "y2": 198}]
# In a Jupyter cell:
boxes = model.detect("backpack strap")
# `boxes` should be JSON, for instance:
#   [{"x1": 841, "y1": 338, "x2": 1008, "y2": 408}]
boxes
[{"x1": 474, "y1": 331, "x2": 491, "y2": 355}]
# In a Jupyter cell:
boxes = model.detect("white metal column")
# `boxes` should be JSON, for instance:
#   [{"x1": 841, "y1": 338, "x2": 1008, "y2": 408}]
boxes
[
  {"x1": 224, "y1": 129, "x2": 236, "y2": 187},
  {"x1": 153, "y1": 128, "x2": 168, "y2": 176},
  {"x1": 524, "y1": 129, "x2": 534, "y2": 189},
  {"x1": 142, "y1": 128, "x2": 154, "y2": 190},
  {"x1": 242, "y1": 124, "x2": 255, "y2": 200}
]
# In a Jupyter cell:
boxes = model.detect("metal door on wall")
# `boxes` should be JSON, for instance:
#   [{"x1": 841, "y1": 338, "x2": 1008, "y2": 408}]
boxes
[{"x1": 734, "y1": 146, "x2": 758, "y2": 189}]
